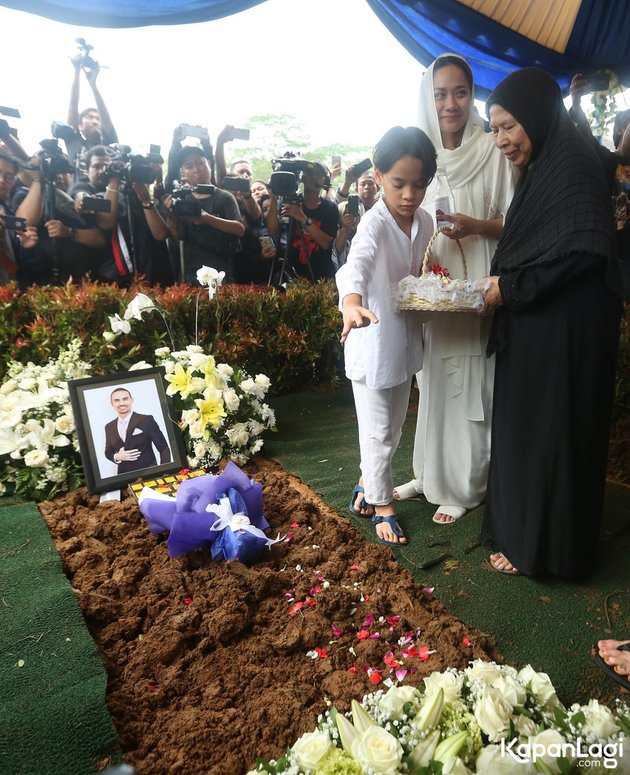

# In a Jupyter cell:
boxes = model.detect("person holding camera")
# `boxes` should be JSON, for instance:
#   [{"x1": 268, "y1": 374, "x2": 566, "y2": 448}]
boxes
[
  {"x1": 333, "y1": 198, "x2": 363, "y2": 269},
  {"x1": 67, "y1": 53, "x2": 118, "y2": 180},
  {"x1": 283, "y1": 164, "x2": 338, "y2": 281},
  {"x1": 165, "y1": 146, "x2": 245, "y2": 284},
  {"x1": 15, "y1": 150, "x2": 105, "y2": 286}
]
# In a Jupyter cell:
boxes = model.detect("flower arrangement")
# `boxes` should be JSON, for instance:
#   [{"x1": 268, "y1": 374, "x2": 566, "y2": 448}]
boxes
[
  {"x1": 0, "y1": 339, "x2": 90, "y2": 499},
  {"x1": 250, "y1": 660, "x2": 629, "y2": 774},
  {"x1": 110, "y1": 269, "x2": 276, "y2": 469}
]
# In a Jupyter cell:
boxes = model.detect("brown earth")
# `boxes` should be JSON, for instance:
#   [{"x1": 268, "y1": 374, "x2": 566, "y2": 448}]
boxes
[{"x1": 39, "y1": 457, "x2": 499, "y2": 775}]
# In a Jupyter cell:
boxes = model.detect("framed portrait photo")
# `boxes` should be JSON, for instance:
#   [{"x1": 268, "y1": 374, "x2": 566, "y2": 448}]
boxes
[{"x1": 68, "y1": 367, "x2": 188, "y2": 494}]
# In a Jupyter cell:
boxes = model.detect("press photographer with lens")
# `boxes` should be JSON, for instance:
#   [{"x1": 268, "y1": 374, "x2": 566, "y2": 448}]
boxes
[
  {"x1": 15, "y1": 140, "x2": 105, "y2": 286},
  {"x1": 70, "y1": 145, "x2": 171, "y2": 285},
  {"x1": 0, "y1": 150, "x2": 39, "y2": 286},
  {"x1": 269, "y1": 156, "x2": 338, "y2": 282},
  {"x1": 164, "y1": 145, "x2": 245, "y2": 284}
]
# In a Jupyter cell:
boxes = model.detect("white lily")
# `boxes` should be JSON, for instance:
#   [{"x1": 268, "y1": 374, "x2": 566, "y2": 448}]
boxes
[
  {"x1": 351, "y1": 699, "x2": 377, "y2": 733},
  {"x1": 413, "y1": 688, "x2": 444, "y2": 734},
  {"x1": 407, "y1": 728, "x2": 440, "y2": 768}
]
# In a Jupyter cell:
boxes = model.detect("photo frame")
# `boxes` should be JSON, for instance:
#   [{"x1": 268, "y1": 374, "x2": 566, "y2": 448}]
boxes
[{"x1": 68, "y1": 367, "x2": 188, "y2": 495}]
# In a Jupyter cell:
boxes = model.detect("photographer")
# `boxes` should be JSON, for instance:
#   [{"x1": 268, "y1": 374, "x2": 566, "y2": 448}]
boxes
[
  {"x1": 283, "y1": 163, "x2": 338, "y2": 280},
  {"x1": 333, "y1": 198, "x2": 363, "y2": 269},
  {"x1": 166, "y1": 146, "x2": 244, "y2": 284},
  {"x1": 167, "y1": 124, "x2": 214, "y2": 189},
  {"x1": 71, "y1": 146, "x2": 171, "y2": 285},
  {"x1": 67, "y1": 49, "x2": 118, "y2": 179},
  {"x1": 15, "y1": 149, "x2": 104, "y2": 286}
]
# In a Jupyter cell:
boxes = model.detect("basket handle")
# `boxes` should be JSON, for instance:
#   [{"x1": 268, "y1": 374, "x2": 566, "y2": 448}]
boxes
[{"x1": 421, "y1": 226, "x2": 467, "y2": 280}]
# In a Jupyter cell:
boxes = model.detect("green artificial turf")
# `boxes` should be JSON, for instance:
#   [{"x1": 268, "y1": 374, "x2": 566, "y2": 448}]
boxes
[
  {"x1": 266, "y1": 384, "x2": 630, "y2": 708},
  {"x1": 0, "y1": 503, "x2": 120, "y2": 775}
]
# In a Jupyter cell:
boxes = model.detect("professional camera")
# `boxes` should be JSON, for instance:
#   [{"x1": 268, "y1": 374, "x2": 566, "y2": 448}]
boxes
[
  {"x1": 102, "y1": 144, "x2": 162, "y2": 186},
  {"x1": 74, "y1": 37, "x2": 99, "y2": 71},
  {"x1": 171, "y1": 181, "x2": 214, "y2": 218},
  {"x1": 37, "y1": 138, "x2": 73, "y2": 179},
  {"x1": 269, "y1": 153, "x2": 330, "y2": 206}
]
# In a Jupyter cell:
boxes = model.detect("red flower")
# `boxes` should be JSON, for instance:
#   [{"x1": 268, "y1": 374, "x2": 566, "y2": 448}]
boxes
[
  {"x1": 356, "y1": 630, "x2": 371, "y2": 641},
  {"x1": 369, "y1": 671, "x2": 383, "y2": 685},
  {"x1": 315, "y1": 647, "x2": 328, "y2": 659}
]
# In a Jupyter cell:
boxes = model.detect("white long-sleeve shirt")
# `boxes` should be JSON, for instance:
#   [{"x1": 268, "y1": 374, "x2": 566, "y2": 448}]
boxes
[{"x1": 336, "y1": 197, "x2": 433, "y2": 389}]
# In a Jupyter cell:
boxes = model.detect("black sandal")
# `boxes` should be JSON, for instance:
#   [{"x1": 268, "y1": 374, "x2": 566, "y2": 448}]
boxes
[{"x1": 591, "y1": 641, "x2": 630, "y2": 688}]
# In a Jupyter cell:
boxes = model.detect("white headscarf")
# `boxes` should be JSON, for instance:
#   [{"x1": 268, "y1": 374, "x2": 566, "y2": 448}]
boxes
[{"x1": 417, "y1": 54, "x2": 516, "y2": 419}]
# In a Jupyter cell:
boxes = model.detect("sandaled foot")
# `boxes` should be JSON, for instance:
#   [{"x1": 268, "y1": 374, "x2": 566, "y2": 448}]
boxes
[
  {"x1": 432, "y1": 505, "x2": 467, "y2": 524},
  {"x1": 372, "y1": 511, "x2": 408, "y2": 546},
  {"x1": 592, "y1": 641, "x2": 630, "y2": 686},
  {"x1": 393, "y1": 479, "x2": 422, "y2": 501},
  {"x1": 348, "y1": 479, "x2": 374, "y2": 518},
  {"x1": 490, "y1": 552, "x2": 520, "y2": 575}
]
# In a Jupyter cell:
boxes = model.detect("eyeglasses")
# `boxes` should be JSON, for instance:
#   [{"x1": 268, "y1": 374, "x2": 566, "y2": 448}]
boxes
[{"x1": 0, "y1": 172, "x2": 16, "y2": 182}]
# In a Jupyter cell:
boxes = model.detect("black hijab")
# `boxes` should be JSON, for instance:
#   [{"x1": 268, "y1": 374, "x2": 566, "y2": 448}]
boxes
[{"x1": 486, "y1": 67, "x2": 615, "y2": 273}]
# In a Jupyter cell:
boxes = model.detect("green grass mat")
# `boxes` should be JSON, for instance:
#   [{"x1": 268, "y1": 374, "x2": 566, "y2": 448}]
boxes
[
  {"x1": 0, "y1": 502, "x2": 120, "y2": 775},
  {"x1": 266, "y1": 385, "x2": 630, "y2": 707}
]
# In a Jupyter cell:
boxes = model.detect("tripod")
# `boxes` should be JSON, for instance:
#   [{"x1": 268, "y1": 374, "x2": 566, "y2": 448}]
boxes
[{"x1": 267, "y1": 210, "x2": 315, "y2": 287}]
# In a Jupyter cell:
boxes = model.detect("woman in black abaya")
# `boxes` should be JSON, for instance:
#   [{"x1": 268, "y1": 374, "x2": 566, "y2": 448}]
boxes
[{"x1": 480, "y1": 68, "x2": 622, "y2": 581}]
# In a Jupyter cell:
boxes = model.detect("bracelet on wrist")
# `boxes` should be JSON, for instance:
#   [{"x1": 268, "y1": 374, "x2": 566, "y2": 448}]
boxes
[
  {"x1": 141, "y1": 201, "x2": 154, "y2": 210},
  {"x1": 106, "y1": 186, "x2": 119, "y2": 193}
]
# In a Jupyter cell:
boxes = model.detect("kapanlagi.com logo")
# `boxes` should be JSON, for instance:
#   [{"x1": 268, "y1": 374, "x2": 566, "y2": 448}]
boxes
[{"x1": 501, "y1": 736, "x2": 625, "y2": 769}]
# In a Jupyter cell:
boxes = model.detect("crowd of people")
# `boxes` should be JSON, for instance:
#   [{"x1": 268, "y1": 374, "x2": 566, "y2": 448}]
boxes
[
  {"x1": 0, "y1": 55, "x2": 383, "y2": 290},
  {"x1": 1, "y1": 51, "x2": 628, "y2": 683}
]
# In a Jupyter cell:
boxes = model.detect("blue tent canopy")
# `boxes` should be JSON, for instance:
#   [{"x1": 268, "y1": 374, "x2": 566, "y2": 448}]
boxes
[{"x1": 2, "y1": 0, "x2": 630, "y2": 96}]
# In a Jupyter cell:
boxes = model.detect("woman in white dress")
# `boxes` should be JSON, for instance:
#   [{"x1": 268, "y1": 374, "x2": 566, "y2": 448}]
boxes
[{"x1": 394, "y1": 54, "x2": 515, "y2": 523}]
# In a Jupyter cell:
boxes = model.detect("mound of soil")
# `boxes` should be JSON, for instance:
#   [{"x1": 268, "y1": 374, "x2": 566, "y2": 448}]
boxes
[{"x1": 40, "y1": 457, "x2": 499, "y2": 775}]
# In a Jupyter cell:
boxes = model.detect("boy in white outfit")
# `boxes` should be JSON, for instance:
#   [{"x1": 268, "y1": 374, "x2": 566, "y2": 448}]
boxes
[{"x1": 336, "y1": 126, "x2": 436, "y2": 545}]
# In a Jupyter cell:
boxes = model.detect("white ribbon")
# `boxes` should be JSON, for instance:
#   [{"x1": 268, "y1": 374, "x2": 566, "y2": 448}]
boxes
[{"x1": 206, "y1": 497, "x2": 284, "y2": 548}]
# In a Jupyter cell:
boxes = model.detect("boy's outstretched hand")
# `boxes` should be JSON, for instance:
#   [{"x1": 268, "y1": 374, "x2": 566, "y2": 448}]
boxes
[{"x1": 341, "y1": 293, "x2": 379, "y2": 344}]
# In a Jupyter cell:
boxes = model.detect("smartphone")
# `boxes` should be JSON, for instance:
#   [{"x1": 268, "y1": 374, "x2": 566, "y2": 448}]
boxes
[
  {"x1": 81, "y1": 196, "x2": 112, "y2": 213},
  {"x1": 586, "y1": 73, "x2": 610, "y2": 92},
  {"x1": 352, "y1": 158, "x2": 373, "y2": 177},
  {"x1": 1, "y1": 215, "x2": 26, "y2": 231},
  {"x1": 0, "y1": 105, "x2": 20, "y2": 118},
  {"x1": 229, "y1": 127, "x2": 250, "y2": 141},
  {"x1": 259, "y1": 235, "x2": 275, "y2": 251},
  {"x1": 347, "y1": 194, "x2": 360, "y2": 216},
  {"x1": 331, "y1": 154, "x2": 341, "y2": 167},
  {"x1": 181, "y1": 123, "x2": 208, "y2": 139},
  {"x1": 220, "y1": 175, "x2": 251, "y2": 193}
]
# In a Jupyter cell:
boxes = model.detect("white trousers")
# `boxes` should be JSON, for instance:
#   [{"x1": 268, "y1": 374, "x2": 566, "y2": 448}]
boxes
[{"x1": 351, "y1": 376, "x2": 412, "y2": 506}]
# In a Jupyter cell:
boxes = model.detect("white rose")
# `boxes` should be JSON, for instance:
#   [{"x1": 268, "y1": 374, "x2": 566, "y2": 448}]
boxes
[
  {"x1": 239, "y1": 377, "x2": 256, "y2": 394},
  {"x1": 186, "y1": 345, "x2": 203, "y2": 354},
  {"x1": 10, "y1": 449, "x2": 22, "y2": 460},
  {"x1": 351, "y1": 725, "x2": 404, "y2": 774},
  {"x1": 379, "y1": 684, "x2": 422, "y2": 719},
  {"x1": 475, "y1": 744, "x2": 535, "y2": 775},
  {"x1": 54, "y1": 415, "x2": 75, "y2": 435},
  {"x1": 527, "y1": 729, "x2": 568, "y2": 773},
  {"x1": 103, "y1": 330, "x2": 116, "y2": 342},
  {"x1": 188, "y1": 352, "x2": 209, "y2": 370},
  {"x1": 24, "y1": 449, "x2": 49, "y2": 467},
  {"x1": 19, "y1": 377, "x2": 36, "y2": 391},
  {"x1": 194, "y1": 442, "x2": 207, "y2": 458},
  {"x1": 290, "y1": 729, "x2": 332, "y2": 773},
  {"x1": 580, "y1": 699, "x2": 620, "y2": 740},
  {"x1": 162, "y1": 360, "x2": 175, "y2": 374},
  {"x1": 216, "y1": 363, "x2": 234, "y2": 379},
  {"x1": 154, "y1": 346, "x2": 170, "y2": 357},
  {"x1": 129, "y1": 361, "x2": 153, "y2": 371},
  {"x1": 254, "y1": 373, "x2": 271, "y2": 390},
  {"x1": 187, "y1": 456, "x2": 199, "y2": 468},
  {"x1": 108, "y1": 313, "x2": 131, "y2": 334},
  {"x1": 52, "y1": 435, "x2": 71, "y2": 448},
  {"x1": 223, "y1": 389, "x2": 240, "y2": 412},
  {"x1": 424, "y1": 669, "x2": 465, "y2": 704},
  {"x1": 474, "y1": 686, "x2": 513, "y2": 742},
  {"x1": 513, "y1": 714, "x2": 538, "y2": 739},
  {"x1": 465, "y1": 660, "x2": 503, "y2": 686},
  {"x1": 205, "y1": 441, "x2": 223, "y2": 462},
  {"x1": 0, "y1": 378, "x2": 18, "y2": 395},
  {"x1": 493, "y1": 675, "x2": 527, "y2": 708},
  {"x1": 517, "y1": 666, "x2": 560, "y2": 709}
]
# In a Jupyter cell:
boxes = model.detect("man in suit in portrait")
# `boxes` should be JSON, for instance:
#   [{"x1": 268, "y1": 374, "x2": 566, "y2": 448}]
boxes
[{"x1": 104, "y1": 387, "x2": 171, "y2": 474}]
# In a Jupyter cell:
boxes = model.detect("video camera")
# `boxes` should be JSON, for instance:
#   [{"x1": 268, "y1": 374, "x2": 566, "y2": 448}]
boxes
[
  {"x1": 269, "y1": 153, "x2": 330, "y2": 203},
  {"x1": 102, "y1": 144, "x2": 164, "y2": 186},
  {"x1": 74, "y1": 37, "x2": 99, "y2": 71},
  {"x1": 32, "y1": 138, "x2": 73, "y2": 180},
  {"x1": 171, "y1": 181, "x2": 214, "y2": 218}
]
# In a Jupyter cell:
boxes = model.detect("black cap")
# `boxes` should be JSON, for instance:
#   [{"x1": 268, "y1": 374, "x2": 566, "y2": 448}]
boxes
[{"x1": 176, "y1": 146, "x2": 207, "y2": 167}]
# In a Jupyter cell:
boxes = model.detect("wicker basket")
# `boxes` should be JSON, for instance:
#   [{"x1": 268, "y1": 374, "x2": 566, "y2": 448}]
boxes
[{"x1": 398, "y1": 227, "x2": 484, "y2": 313}]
